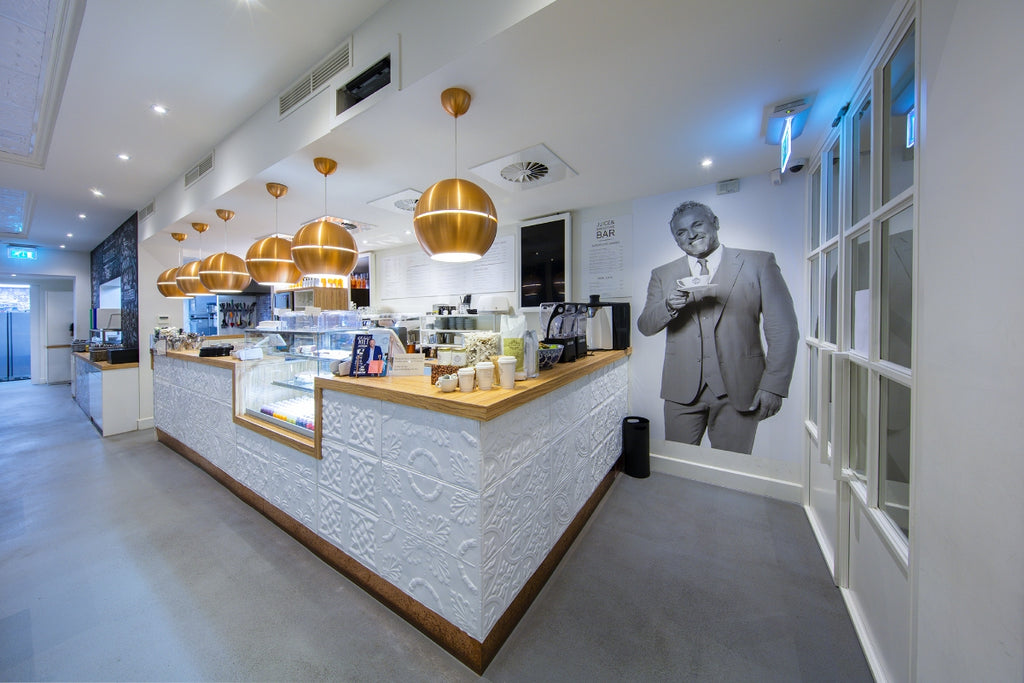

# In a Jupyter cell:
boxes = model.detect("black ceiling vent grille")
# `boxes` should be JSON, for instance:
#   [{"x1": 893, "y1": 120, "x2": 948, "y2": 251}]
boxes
[
  {"x1": 280, "y1": 38, "x2": 352, "y2": 118},
  {"x1": 500, "y1": 161, "x2": 550, "y2": 183},
  {"x1": 184, "y1": 151, "x2": 215, "y2": 188},
  {"x1": 337, "y1": 54, "x2": 391, "y2": 116}
]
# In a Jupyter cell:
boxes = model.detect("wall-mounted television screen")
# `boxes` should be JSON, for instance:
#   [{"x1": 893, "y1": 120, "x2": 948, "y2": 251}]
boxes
[{"x1": 519, "y1": 213, "x2": 571, "y2": 310}]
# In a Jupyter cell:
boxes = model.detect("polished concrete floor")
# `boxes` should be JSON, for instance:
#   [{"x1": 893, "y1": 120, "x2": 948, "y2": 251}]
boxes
[{"x1": 0, "y1": 380, "x2": 871, "y2": 681}]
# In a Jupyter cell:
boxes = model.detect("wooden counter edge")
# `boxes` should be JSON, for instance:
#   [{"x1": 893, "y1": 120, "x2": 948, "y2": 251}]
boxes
[
  {"x1": 316, "y1": 349, "x2": 630, "y2": 422},
  {"x1": 72, "y1": 351, "x2": 140, "y2": 371}
]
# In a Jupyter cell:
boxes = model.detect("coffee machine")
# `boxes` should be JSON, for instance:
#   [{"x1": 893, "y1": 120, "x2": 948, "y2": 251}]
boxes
[{"x1": 585, "y1": 295, "x2": 631, "y2": 350}]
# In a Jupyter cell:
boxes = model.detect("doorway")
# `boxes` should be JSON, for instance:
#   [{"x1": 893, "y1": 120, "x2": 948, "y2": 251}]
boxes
[{"x1": 1, "y1": 285, "x2": 31, "y2": 381}]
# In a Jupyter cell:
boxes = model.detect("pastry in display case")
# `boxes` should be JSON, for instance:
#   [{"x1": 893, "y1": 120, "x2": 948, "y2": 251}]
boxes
[{"x1": 238, "y1": 324, "x2": 403, "y2": 437}]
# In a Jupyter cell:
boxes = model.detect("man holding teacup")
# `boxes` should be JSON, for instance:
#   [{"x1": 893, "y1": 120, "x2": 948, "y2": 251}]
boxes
[{"x1": 637, "y1": 201, "x2": 799, "y2": 454}]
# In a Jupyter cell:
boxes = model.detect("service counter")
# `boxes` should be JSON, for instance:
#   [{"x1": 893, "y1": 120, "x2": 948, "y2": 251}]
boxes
[
  {"x1": 72, "y1": 352, "x2": 140, "y2": 436},
  {"x1": 153, "y1": 348, "x2": 629, "y2": 672}
]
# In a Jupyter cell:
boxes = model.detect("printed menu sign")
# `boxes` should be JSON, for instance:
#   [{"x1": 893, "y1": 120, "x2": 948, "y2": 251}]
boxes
[{"x1": 582, "y1": 215, "x2": 632, "y2": 298}]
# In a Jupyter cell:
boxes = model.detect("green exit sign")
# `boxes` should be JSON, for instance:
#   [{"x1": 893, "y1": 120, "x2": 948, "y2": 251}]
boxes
[{"x1": 7, "y1": 246, "x2": 38, "y2": 260}]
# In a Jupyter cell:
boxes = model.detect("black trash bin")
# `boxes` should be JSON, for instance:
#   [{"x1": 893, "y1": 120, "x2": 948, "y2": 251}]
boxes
[{"x1": 622, "y1": 416, "x2": 650, "y2": 478}]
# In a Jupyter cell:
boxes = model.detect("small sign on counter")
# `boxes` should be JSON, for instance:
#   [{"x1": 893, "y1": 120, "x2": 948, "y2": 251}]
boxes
[{"x1": 390, "y1": 353, "x2": 426, "y2": 376}]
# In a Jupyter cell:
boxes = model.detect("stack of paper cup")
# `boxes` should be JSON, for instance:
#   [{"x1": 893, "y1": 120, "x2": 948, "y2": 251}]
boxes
[
  {"x1": 475, "y1": 361, "x2": 494, "y2": 390},
  {"x1": 497, "y1": 356, "x2": 517, "y2": 389},
  {"x1": 457, "y1": 367, "x2": 476, "y2": 392}
]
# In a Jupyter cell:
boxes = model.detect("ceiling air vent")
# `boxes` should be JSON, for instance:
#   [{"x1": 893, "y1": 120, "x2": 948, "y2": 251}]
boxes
[
  {"x1": 280, "y1": 38, "x2": 352, "y2": 118},
  {"x1": 500, "y1": 161, "x2": 549, "y2": 184},
  {"x1": 184, "y1": 151, "x2": 214, "y2": 188},
  {"x1": 138, "y1": 200, "x2": 156, "y2": 221}
]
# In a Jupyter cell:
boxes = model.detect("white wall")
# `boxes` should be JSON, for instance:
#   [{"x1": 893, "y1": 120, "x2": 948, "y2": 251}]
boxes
[
  {"x1": 3, "y1": 248, "x2": 91, "y2": 339},
  {"x1": 629, "y1": 172, "x2": 807, "y2": 502},
  {"x1": 913, "y1": 0, "x2": 1024, "y2": 678}
]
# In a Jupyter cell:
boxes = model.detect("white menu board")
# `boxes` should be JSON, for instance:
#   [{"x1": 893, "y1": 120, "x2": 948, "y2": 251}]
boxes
[
  {"x1": 582, "y1": 215, "x2": 632, "y2": 298},
  {"x1": 379, "y1": 234, "x2": 515, "y2": 299}
]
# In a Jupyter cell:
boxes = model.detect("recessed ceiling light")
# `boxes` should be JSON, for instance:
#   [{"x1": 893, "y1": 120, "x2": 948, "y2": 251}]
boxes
[
  {"x1": 701, "y1": 158, "x2": 713, "y2": 168},
  {"x1": 77, "y1": 214, "x2": 85, "y2": 220},
  {"x1": 117, "y1": 153, "x2": 131, "y2": 161},
  {"x1": 405, "y1": 230, "x2": 412, "y2": 235},
  {"x1": 60, "y1": 244, "x2": 66, "y2": 249},
  {"x1": 152, "y1": 104, "x2": 168, "y2": 115},
  {"x1": 90, "y1": 188, "x2": 104, "y2": 197},
  {"x1": 66, "y1": 232, "x2": 73, "y2": 237}
]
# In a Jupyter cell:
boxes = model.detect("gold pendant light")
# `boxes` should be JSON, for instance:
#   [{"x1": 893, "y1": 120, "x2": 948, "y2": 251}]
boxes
[
  {"x1": 246, "y1": 183, "x2": 302, "y2": 287},
  {"x1": 157, "y1": 232, "x2": 193, "y2": 299},
  {"x1": 291, "y1": 157, "x2": 359, "y2": 279},
  {"x1": 176, "y1": 222, "x2": 212, "y2": 296},
  {"x1": 199, "y1": 209, "x2": 251, "y2": 293},
  {"x1": 413, "y1": 87, "x2": 497, "y2": 262}
]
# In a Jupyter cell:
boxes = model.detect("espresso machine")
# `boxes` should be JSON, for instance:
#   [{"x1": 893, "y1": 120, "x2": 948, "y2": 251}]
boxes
[
  {"x1": 540, "y1": 302, "x2": 588, "y2": 362},
  {"x1": 585, "y1": 295, "x2": 631, "y2": 350}
]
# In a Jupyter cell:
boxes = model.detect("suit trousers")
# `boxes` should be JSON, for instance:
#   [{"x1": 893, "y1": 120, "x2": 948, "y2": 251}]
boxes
[{"x1": 664, "y1": 384, "x2": 759, "y2": 454}]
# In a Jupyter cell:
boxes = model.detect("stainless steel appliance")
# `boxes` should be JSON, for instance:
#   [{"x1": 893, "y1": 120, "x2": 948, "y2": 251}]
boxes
[{"x1": 585, "y1": 295, "x2": 631, "y2": 350}]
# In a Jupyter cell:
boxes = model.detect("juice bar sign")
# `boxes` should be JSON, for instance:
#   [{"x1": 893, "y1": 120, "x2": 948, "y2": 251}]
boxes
[{"x1": 7, "y1": 246, "x2": 38, "y2": 260}]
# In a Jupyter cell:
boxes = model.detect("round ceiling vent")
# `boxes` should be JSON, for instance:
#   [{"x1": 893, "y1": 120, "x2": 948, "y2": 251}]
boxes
[
  {"x1": 500, "y1": 160, "x2": 549, "y2": 183},
  {"x1": 394, "y1": 197, "x2": 419, "y2": 212}
]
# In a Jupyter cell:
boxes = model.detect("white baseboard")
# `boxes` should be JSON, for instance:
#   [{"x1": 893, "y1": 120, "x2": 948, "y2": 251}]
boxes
[
  {"x1": 840, "y1": 587, "x2": 893, "y2": 683},
  {"x1": 137, "y1": 416, "x2": 154, "y2": 430},
  {"x1": 651, "y1": 451, "x2": 802, "y2": 504}
]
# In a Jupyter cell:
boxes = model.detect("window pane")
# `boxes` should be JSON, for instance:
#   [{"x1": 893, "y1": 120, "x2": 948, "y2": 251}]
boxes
[
  {"x1": 881, "y1": 206, "x2": 913, "y2": 368},
  {"x1": 810, "y1": 166, "x2": 822, "y2": 249},
  {"x1": 852, "y1": 98, "x2": 872, "y2": 224},
  {"x1": 826, "y1": 140, "x2": 841, "y2": 241},
  {"x1": 808, "y1": 345, "x2": 819, "y2": 427},
  {"x1": 879, "y1": 376, "x2": 911, "y2": 537},
  {"x1": 809, "y1": 255, "x2": 820, "y2": 339},
  {"x1": 849, "y1": 363, "x2": 869, "y2": 482},
  {"x1": 824, "y1": 247, "x2": 838, "y2": 344},
  {"x1": 883, "y1": 25, "x2": 915, "y2": 204},
  {"x1": 850, "y1": 232, "x2": 871, "y2": 355},
  {"x1": 825, "y1": 355, "x2": 834, "y2": 456}
]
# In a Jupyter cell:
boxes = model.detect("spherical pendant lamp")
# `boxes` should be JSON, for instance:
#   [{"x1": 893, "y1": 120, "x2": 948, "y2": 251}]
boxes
[
  {"x1": 245, "y1": 183, "x2": 302, "y2": 287},
  {"x1": 291, "y1": 157, "x2": 358, "y2": 278},
  {"x1": 157, "y1": 232, "x2": 193, "y2": 299},
  {"x1": 412, "y1": 88, "x2": 497, "y2": 262},
  {"x1": 176, "y1": 223, "x2": 212, "y2": 296},
  {"x1": 199, "y1": 209, "x2": 251, "y2": 293}
]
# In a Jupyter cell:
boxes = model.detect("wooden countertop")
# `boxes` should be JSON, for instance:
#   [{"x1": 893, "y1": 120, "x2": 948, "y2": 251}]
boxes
[
  {"x1": 163, "y1": 348, "x2": 241, "y2": 369},
  {"x1": 316, "y1": 349, "x2": 630, "y2": 422},
  {"x1": 73, "y1": 351, "x2": 140, "y2": 371}
]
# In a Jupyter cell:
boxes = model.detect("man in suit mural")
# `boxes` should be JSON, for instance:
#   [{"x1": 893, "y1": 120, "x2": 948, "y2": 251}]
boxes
[{"x1": 637, "y1": 201, "x2": 799, "y2": 454}]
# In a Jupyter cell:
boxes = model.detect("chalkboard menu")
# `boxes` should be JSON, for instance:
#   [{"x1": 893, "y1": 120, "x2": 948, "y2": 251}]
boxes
[{"x1": 90, "y1": 213, "x2": 139, "y2": 349}]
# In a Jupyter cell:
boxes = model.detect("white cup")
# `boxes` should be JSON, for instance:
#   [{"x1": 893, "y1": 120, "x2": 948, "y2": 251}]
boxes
[
  {"x1": 497, "y1": 356, "x2": 516, "y2": 389},
  {"x1": 457, "y1": 367, "x2": 476, "y2": 392},
  {"x1": 475, "y1": 361, "x2": 494, "y2": 390}
]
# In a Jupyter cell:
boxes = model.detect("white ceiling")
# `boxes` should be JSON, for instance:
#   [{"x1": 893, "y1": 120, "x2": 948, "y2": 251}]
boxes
[{"x1": 0, "y1": 0, "x2": 895, "y2": 261}]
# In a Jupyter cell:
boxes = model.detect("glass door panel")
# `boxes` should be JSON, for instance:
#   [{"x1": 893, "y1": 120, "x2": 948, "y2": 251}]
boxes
[
  {"x1": 826, "y1": 140, "x2": 841, "y2": 241},
  {"x1": 824, "y1": 247, "x2": 839, "y2": 345},
  {"x1": 852, "y1": 98, "x2": 872, "y2": 224},
  {"x1": 809, "y1": 255, "x2": 820, "y2": 340},
  {"x1": 811, "y1": 166, "x2": 822, "y2": 250},
  {"x1": 881, "y1": 206, "x2": 914, "y2": 368},
  {"x1": 848, "y1": 362, "x2": 870, "y2": 483},
  {"x1": 850, "y1": 231, "x2": 871, "y2": 356},
  {"x1": 879, "y1": 375, "x2": 911, "y2": 537},
  {"x1": 883, "y1": 25, "x2": 916, "y2": 204}
]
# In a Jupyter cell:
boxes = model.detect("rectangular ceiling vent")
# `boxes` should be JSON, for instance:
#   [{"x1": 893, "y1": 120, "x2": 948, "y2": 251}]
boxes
[
  {"x1": 280, "y1": 38, "x2": 352, "y2": 118},
  {"x1": 184, "y1": 151, "x2": 215, "y2": 188},
  {"x1": 138, "y1": 200, "x2": 156, "y2": 221}
]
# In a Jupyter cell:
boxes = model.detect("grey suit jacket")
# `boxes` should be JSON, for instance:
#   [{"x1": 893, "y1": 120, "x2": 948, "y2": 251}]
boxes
[{"x1": 637, "y1": 247, "x2": 799, "y2": 409}]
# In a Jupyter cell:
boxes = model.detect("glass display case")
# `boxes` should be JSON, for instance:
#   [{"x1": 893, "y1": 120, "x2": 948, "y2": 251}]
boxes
[{"x1": 238, "y1": 326, "x2": 402, "y2": 437}]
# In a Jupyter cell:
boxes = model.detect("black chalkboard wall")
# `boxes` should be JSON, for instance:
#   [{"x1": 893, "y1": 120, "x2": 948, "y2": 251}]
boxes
[{"x1": 91, "y1": 213, "x2": 139, "y2": 349}]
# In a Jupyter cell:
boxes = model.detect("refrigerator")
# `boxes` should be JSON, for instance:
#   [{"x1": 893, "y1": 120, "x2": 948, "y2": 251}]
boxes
[{"x1": 1, "y1": 311, "x2": 30, "y2": 381}]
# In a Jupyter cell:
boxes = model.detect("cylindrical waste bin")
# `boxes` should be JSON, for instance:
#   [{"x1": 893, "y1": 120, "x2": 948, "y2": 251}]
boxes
[{"x1": 622, "y1": 416, "x2": 650, "y2": 478}]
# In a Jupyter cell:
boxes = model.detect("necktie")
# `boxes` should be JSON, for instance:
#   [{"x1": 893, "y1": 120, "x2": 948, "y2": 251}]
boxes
[{"x1": 697, "y1": 258, "x2": 709, "y2": 276}]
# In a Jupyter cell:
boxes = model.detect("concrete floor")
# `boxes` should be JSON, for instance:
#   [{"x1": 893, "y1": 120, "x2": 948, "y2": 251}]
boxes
[{"x1": 0, "y1": 380, "x2": 871, "y2": 681}]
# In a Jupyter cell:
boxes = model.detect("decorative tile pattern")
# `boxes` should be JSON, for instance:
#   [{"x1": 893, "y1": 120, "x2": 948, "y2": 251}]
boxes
[
  {"x1": 381, "y1": 403, "x2": 481, "y2": 490},
  {"x1": 154, "y1": 353, "x2": 628, "y2": 645}
]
